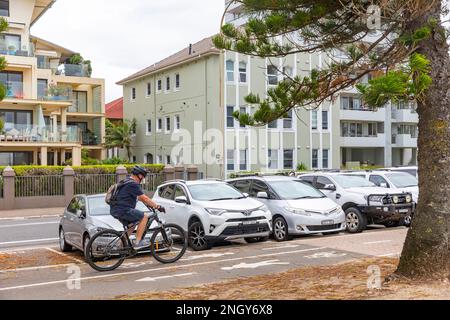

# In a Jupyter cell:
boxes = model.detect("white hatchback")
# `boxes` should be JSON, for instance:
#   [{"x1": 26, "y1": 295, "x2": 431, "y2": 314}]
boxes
[{"x1": 152, "y1": 180, "x2": 272, "y2": 251}]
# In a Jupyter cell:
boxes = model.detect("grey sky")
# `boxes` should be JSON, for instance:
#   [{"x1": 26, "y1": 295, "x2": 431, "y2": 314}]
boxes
[{"x1": 31, "y1": 0, "x2": 224, "y2": 102}]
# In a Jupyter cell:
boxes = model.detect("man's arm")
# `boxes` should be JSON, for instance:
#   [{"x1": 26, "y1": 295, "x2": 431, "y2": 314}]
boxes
[{"x1": 137, "y1": 194, "x2": 160, "y2": 209}]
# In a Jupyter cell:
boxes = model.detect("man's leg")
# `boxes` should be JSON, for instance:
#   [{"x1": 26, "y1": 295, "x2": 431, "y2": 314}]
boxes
[{"x1": 135, "y1": 214, "x2": 149, "y2": 243}]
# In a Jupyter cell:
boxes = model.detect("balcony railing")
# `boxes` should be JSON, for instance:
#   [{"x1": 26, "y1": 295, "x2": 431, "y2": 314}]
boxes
[
  {"x1": 53, "y1": 64, "x2": 90, "y2": 77},
  {"x1": 39, "y1": 86, "x2": 73, "y2": 102},
  {"x1": 0, "y1": 41, "x2": 35, "y2": 57},
  {"x1": 81, "y1": 131, "x2": 99, "y2": 146},
  {"x1": 0, "y1": 125, "x2": 81, "y2": 144}
]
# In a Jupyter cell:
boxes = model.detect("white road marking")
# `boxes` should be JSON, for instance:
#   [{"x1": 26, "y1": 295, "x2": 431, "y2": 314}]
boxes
[
  {"x1": 363, "y1": 240, "x2": 393, "y2": 245},
  {"x1": 0, "y1": 263, "x2": 78, "y2": 274},
  {"x1": 0, "y1": 238, "x2": 59, "y2": 246},
  {"x1": 45, "y1": 248, "x2": 84, "y2": 264},
  {"x1": 262, "y1": 244, "x2": 299, "y2": 251},
  {"x1": 221, "y1": 260, "x2": 289, "y2": 270},
  {"x1": 0, "y1": 215, "x2": 60, "y2": 221},
  {"x1": 0, "y1": 245, "x2": 59, "y2": 254},
  {"x1": 304, "y1": 251, "x2": 347, "y2": 259},
  {"x1": 0, "y1": 221, "x2": 59, "y2": 228},
  {"x1": 136, "y1": 272, "x2": 195, "y2": 282},
  {"x1": 0, "y1": 246, "x2": 326, "y2": 292},
  {"x1": 181, "y1": 252, "x2": 235, "y2": 261},
  {"x1": 377, "y1": 253, "x2": 400, "y2": 257}
]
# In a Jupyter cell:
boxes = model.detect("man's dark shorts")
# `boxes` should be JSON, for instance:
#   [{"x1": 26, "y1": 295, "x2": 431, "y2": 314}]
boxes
[{"x1": 114, "y1": 209, "x2": 145, "y2": 227}]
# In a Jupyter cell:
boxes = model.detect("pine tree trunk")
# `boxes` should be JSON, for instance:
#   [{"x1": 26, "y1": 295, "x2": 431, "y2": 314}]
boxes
[{"x1": 396, "y1": 1, "x2": 450, "y2": 278}]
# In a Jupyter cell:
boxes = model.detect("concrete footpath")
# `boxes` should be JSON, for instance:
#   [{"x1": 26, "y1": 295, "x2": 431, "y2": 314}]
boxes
[{"x1": 0, "y1": 207, "x2": 64, "y2": 220}]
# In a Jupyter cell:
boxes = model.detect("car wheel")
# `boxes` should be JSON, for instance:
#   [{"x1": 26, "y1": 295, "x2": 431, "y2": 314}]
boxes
[
  {"x1": 382, "y1": 220, "x2": 401, "y2": 228},
  {"x1": 59, "y1": 228, "x2": 72, "y2": 252},
  {"x1": 402, "y1": 215, "x2": 412, "y2": 227},
  {"x1": 83, "y1": 234, "x2": 91, "y2": 256},
  {"x1": 244, "y1": 236, "x2": 269, "y2": 243},
  {"x1": 188, "y1": 221, "x2": 210, "y2": 251},
  {"x1": 345, "y1": 207, "x2": 367, "y2": 233},
  {"x1": 273, "y1": 217, "x2": 292, "y2": 241}
]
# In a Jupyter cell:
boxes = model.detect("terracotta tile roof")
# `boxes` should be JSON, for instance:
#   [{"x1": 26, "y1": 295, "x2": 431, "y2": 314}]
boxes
[
  {"x1": 117, "y1": 36, "x2": 220, "y2": 85},
  {"x1": 106, "y1": 97, "x2": 123, "y2": 120}
]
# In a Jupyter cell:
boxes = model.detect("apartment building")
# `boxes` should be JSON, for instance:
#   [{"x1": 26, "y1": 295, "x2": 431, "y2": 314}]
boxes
[{"x1": 0, "y1": 0, "x2": 105, "y2": 166}]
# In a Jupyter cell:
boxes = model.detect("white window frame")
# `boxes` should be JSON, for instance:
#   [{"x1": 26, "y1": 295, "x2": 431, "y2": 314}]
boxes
[
  {"x1": 267, "y1": 64, "x2": 278, "y2": 86},
  {"x1": 239, "y1": 61, "x2": 247, "y2": 83},
  {"x1": 322, "y1": 149, "x2": 329, "y2": 169},
  {"x1": 165, "y1": 116, "x2": 171, "y2": 133},
  {"x1": 174, "y1": 115, "x2": 180, "y2": 131},
  {"x1": 226, "y1": 149, "x2": 235, "y2": 171},
  {"x1": 146, "y1": 119, "x2": 152, "y2": 136},
  {"x1": 322, "y1": 110, "x2": 329, "y2": 131},
  {"x1": 156, "y1": 155, "x2": 162, "y2": 164},
  {"x1": 268, "y1": 149, "x2": 279, "y2": 170},
  {"x1": 312, "y1": 110, "x2": 318, "y2": 130},
  {"x1": 156, "y1": 118, "x2": 162, "y2": 132},
  {"x1": 226, "y1": 60, "x2": 234, "y2": 82},
  {"x1": 157, "y1": 79, "x2": 162, "y2": 93},
  {"x1": 165, "y1": 76, "x2": 171, "y2": 93},
  {"x1": 175, "y1": 73, "x2": 180, "y2": 91},
  {"x1": 239, "y1": 149, "x2": 248, "y2": 171}
]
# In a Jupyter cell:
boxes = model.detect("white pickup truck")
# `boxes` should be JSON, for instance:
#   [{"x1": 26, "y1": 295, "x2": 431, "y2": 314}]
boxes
[{"x1": 297, "y1": 172, "x2": 414, "y2": 233}]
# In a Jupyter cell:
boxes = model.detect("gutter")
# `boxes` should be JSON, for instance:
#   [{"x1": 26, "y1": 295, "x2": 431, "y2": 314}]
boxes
[{"x1": 31, "y1": 0, "x2": 56, "y2": 27}]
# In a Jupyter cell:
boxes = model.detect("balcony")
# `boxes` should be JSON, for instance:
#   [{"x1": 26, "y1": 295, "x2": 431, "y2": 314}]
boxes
[
  {"x1": 0, "y1": 125, "x2": 81, "y2": 144},
  {"x1": 340, "y1": 108, "x2": 386, "y2": 122},
  {"x1": 392, "y1": 134, "x2": 417, "y2": 148},
  {"x1": 81, "y1": 131, "x2": 99, "y2": 146},
  {"x1": 39, "y1": 85, "x2": 73, "y2": 102},
  {"x1": 54, "y1": 64, "x2": 91, "y2": 77},
  {"x1": 0, "y1": 41, "x2": 34, "y2": 57},
  {"x1": 340, "y1": 134, "x2": 386, "y2": 147},
  {"x1": 392, "y1": 108, "x2": 418, "y2": 123}
]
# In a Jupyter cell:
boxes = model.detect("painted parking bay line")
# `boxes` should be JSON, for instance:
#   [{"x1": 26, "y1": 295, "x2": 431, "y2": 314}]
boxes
[
  {"x1": 136, "y1": 272, "x2": 196, "y2": 282},
  {"x1": 0, "y1": 246, "x2": 326, "y2": 292},
  {"x1": 363, "y1": 240, "x2": 393, "y2": 245},
  {"x1": 222, "y1": 260, "x2": 289, "y2": 271},
  {"x1": 0, "y1": 238, "x2": 59, "y2": 246},
  {"x1": 0, "y1": 221, "x2": 59, "y2": 228},
  {"x1": 262, "y1": 244, "x2": 299, "y2": 251}
]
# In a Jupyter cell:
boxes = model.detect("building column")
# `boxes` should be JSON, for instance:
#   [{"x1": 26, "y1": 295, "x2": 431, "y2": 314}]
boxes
[
  {"x1": 61, "y1": 149, "x2": 66, "y2": 164},
  {"x1": 54, "y1": 150, "x2": 58, "y2": 165},
  {"x1": 33, "y1": 150, "x2": 38, "y2": 165},
  {"x1": 61, "y1": 108, "x2": 67, "y2": 142},
  {"x1": 72, "y1": 147, "x2": 82, "y2": 166},
  {"x1": 52, "y1": 115, "x2": 58, "y2": 142},
  {"x1": 40, "y1": 147, "x2": 48, "y2": 166}
]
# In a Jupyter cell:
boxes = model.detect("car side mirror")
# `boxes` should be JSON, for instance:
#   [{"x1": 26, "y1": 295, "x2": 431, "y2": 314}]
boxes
[
  {"x1": 257, "y1": 191, "x2": 269, "y2": 199},
  {"x1": 243, "y1": 193, "x2": 249, "y2": 198},
  {"x1": 323, "y1": 184, "x2": 336, "y2": 191},
  {"x1": 379, "y1": 182, "x2": 388, "y2": 188},
  {"x1": 175, "y1": 196, "x2": 188, "y2": 204}
]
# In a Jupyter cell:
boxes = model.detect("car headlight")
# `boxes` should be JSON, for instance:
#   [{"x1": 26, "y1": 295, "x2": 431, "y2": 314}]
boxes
[
  {"x1": 258, "y1": 204, "x2": 269, "y2": 212},
  {"x1": 405, "y1": 195, "x2": 412, "y2": 203},
  {"x1": 284, "y1": 207, "x2": 311, "y2": 216},
  {"x1": 392, "y1": 195, "x2": 399, "y2": 204},
  {"x1": 205, "y1": 208, "x2": 227, "y2": 216},
  {"x1": 365, "y1": 195, "x2": 384, "y2": 203}
]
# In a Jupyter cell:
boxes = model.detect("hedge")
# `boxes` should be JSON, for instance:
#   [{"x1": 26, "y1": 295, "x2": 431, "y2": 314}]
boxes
[{"x1": 0, "y1": 164, "x2": 165, "y2": 177}]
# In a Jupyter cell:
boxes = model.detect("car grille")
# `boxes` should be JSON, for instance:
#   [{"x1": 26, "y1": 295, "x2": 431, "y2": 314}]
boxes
[
  {"x1": 383, "y1": 194, "x2": 409, "y2": 205},
  {"x1": 221, "y1": 223, "x2": 270, "y2": 236},
  {"x1": 226, "y1": 216, "x2": 266, "y2": 223},
  {"x1": 307, "y1": 224, "x2": 341, "y2": 231}
]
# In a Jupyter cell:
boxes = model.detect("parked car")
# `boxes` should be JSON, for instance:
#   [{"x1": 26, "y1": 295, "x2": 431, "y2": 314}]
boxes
[
  {"x1": 382, "y1": 166, "x2": 418, "y2": 179},
  {"x1": 297, "y1": 172, "x2": 414, "y2": 232},
  {"x1": 59, "y1": 194, "x2": 160, "y2": 254},
  {"x1": 227, "y1": 176, "x2": 346, "y2": 241},
  {"x1": 152, "y1": 179, "x2": 272, "y2": 251}
]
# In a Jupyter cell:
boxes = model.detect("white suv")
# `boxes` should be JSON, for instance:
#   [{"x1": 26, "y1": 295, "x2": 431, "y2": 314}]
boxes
[
  {"x1": 298, "y1": 172, "x2": 414, "y2": 233},
  {"x1": 152, "y1": 179, "x2": 272, "y2": 251}
]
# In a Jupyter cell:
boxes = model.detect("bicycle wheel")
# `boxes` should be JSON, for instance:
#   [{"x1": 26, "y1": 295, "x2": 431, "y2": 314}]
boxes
[
  {"x1": 85, "y1": 229, "x2": 129, "y2": 271},
  {"x1": 150, "y1": 224, "x2": 187, "y2": 264}
]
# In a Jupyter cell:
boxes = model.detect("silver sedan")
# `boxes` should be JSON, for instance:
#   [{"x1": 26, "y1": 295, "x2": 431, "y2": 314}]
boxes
[{"x1": 58, "y1": 194, "x2": 159, "y2": 254}]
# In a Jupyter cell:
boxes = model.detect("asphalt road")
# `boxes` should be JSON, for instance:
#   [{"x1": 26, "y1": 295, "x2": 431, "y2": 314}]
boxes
[{"x1": 0, "y1": 216, "x2": 408, "y2": 300}]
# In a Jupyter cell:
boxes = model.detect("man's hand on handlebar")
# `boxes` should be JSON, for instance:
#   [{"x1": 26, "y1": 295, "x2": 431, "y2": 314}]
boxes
[{"x1": 157, "y1": 205, "x2": 166, "y2": 213}]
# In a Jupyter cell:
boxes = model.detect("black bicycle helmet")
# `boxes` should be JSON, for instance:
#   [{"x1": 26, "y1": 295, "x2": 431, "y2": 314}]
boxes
[{"x1": 131, "y1": 165, "x2": 148, "y2": 177}]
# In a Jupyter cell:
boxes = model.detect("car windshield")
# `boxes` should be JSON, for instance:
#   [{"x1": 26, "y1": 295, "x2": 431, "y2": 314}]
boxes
[
  {"x1": 333, "y1": 174, "x2": 376, "y2": 188},
  {"x1": 188, "y1": 183, "x2": 244, "y2": 201},
  {"x1": 88, "y1": 197, "x2": 148, "y2": 216},
  {"x1": 385, "y1": 173, "x2": 418, "y2": 188},
  {"x1": 392, "y1": 169, "x2": 417, "y2": 177},
  {"x1": 269, "y1": 180, "x2": 326, "y2": 200}
]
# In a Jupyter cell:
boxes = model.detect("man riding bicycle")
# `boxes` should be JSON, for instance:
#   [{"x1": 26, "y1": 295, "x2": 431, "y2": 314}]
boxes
[{"x1": 110, "y1": 165, "x2": 165, "y2": 249}]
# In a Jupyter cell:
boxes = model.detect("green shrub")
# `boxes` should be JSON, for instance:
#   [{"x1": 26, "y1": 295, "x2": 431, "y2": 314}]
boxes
[
  {"x1": 297, "y1": 163, "x2": 308, "y2": 171},
  {"x1": 101, "y1": 157, "x2": 129, "y2": 165}
]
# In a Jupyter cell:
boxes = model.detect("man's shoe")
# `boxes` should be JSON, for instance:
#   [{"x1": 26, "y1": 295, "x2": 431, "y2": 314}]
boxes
[{"x1": 132, "y1": 239, "x2": 150, "y2": 250}]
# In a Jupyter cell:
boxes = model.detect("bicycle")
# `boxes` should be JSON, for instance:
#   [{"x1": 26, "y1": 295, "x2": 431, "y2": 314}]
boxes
[{"x1": 84, "y1": 207, "x2": 187, "y2": 272}]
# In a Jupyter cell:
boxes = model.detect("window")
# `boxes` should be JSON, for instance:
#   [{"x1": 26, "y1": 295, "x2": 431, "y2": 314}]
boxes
[
  {"x1": 268, "y1": 120, "x2": 278, "y2": 129},
  {"x1": 70, "y1": 91, "x2": 87, "y2": 113},
  {"x1": 227, "y1": 149, "x2": 235, "y2": 171},
  {"x1": 312, "y1": 149, "x2": 318, "y2": 169},
  {"x1": 166, "y1": 155, "x2": 171, "y2": 165},
  {"x1": 283, "y1": 149, "x2": 294, "y2": 169},
  {"x1": 131, "y1": 87, "x2": 136, "y2": 101},
  {"x1": 239, "y1": 106, "x2": 246, "y2": 128},
  {"x1": 267, "y1": 64, "x2": 278, "y2": 85},
  {"x1": 132, "y1": 156, "x2": 137, "y2": 163},
  {"x1": 166, "y1": 76, "x2": 170, "y2": 91},
  {"x1": 157, "y1": 79, "x2": 162, "y2": 92},
  {"x1": 175, "y1": 74, "x2": 180, "y2": 89},
  {"x1": 156, "y1": 155, "x2": 163, "y2": 164},
  {"x1": 165, "y1": 117, "x2": 171, "y2": 132},
  {"x1": 37, "y1": 79, "x2": 48, "y2": 98},
  {"x1": 239, "y1": 61, "x2": 247, "y2": 83},
  {"x1": 283, "y1": 110, "x2": 293, "y2": 129},
  {"x1": 315, "y1": 176, "x2": 333, "y2": 189},
  {"x1": 0, "y1": 110, "x2": 32, "y2": 131},
  {"x1": 0, "y1": 0, "x2": 9, "y2": 16},
  {"x1": 312, "y1": 110, "x2": 318, "y2": 130},
  {"x1": 175, "y1": 115, "x2": 180, "y2": 130},
  {"x1": 0, "y1": 71, "x2": 23, "y2": 98},
  {"x1": 146, "y1": 119, "x2": 152, "y2": 135},
  {"x1": 0, "y1": 34, "x2": 20, "y2": 55},
  {"x1": 157, "y1": 118, "x2": 162, "y2": 132},
  {"x1": 146, "y1": 82, "x2": 151, "y2": 96},
  {"x1": 226, "y1": 60, "x2": 234, "y2": 82},
  {"x1": 250, "y1": 180, "x2": 276, "y2": 199},
  {"x1": 298, "y1": 175, "x2": 315, "y2": 185},
  {"x1": 227, "y1": 106, "x2": 235, "y2": 128},
  {"x1": 283, "y1": 66, "x2": 293, "y2": 79},
  {"x1": 322, "y1": 111, "x2": 328, "y2": 130},
  {"x1": 322, "y1": 149, "x2": 329, "y2": 169},
  {"x1": 239, "y1": 150, "x2": 247, "y2": 171},
  {"x1": 341, "y1": 96, "x2": 363, "y2": 110},
  {"x1": 145, "y1": 153, "x2": 153, "y2": 164},
  {"x1": 268, "y1": 149, "x2": 278, "y2": 169},
  {"x1": 0, "y1": 151, "x2": 32, "y2": 166},
  {"x1": 369, "y1": 175, "x2": 389, "y2": 187},
  {"x1": 159, "y1": 184, "x2": 175, "y2": 200},
  {"x1": 174, "y1": 185, "x2": 187, "y2": 199},
  {"x1": 232, "y1": 180, "x2": 251, "y2": 194},
  {"x1": 368, "y1": 122, "x2": 377, "y2": 136}
]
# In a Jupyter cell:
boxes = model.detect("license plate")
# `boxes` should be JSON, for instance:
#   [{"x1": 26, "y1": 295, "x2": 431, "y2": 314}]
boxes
[
  {"x1": 242, "y1": 220, "x2": 257, "y2": 225},
  {"x1": 321, "y1": 220, "x2": 334, "y2": 225},
  {"x1": 398, "y1": 209, "x2": 410, "y2": 213}
]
